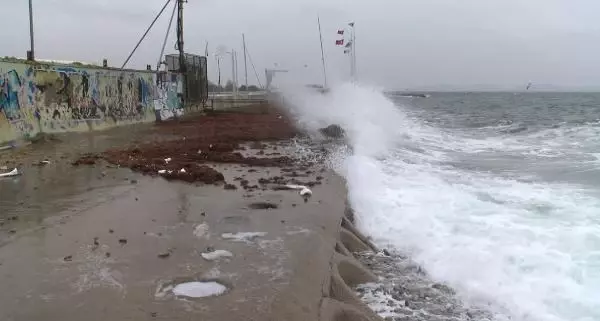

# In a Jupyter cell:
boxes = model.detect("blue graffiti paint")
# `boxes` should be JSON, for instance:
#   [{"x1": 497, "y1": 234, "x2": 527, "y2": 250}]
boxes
[
  {"x1": 0, "y1": 70, "x2": 22, "y2": 120},
  {"x1": 138, "y1": 77, "x2": 152, "y2": 106}
]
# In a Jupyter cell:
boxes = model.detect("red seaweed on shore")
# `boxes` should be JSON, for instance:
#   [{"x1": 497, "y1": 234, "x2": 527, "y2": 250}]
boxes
[{"x1": 73, "y1": 104, "x2": 301, "y2": 185}]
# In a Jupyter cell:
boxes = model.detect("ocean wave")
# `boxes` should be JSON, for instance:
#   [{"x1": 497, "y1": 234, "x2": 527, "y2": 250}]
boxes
[{"x1": 282, "y1": 83, "x2": 600, "y2": 321}]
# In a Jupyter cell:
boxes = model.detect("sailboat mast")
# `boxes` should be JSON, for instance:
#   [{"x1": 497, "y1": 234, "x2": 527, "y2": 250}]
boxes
[
  {"x1": 243, "y1": 34, "x2": 249, "y2": 89},
  {"x1": 317, "y1": 16, "x2": 328, "y2": 88}
]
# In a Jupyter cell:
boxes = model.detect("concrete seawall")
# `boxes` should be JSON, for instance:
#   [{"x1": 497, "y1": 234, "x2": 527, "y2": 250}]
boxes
[{"x1": 0, "y1": 59, "x2": 183, "y2": 146}]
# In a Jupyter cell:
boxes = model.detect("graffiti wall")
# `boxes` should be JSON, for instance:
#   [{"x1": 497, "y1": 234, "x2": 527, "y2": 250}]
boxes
[
  {"x1": 153, "y1": 71, "x2": 183, "y2": 121},
  {"x1": 0, "y1": 59, "x2": 177, "y2": 145}
]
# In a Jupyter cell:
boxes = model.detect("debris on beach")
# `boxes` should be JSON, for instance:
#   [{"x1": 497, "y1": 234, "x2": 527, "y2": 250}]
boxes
[
  {"x1": 0, "y1": 168, "x2": 20, "y2": 178},
  {"x1": 72, "y1": 154, "x2": 101, "y2": 166},
  {"x1": 200, "y1": 250, "x2": 233, "y2": 261},
  {"x1": 172, "y1": 281, "x2": 227, "y2": 298},
  {"x1": 284, "y1": 184, "x2": 313, "y2": 197},
  {"x1": 100, "y1": 104, "x2": 298, "y2": 185},
  {"x1": 33, "y1": 160, "x2": 51, "y2": 166},
  {"x1": 157, "y1": 251, "x2": 171, "y2": 259},
  {"x1": 157, "y1": 248, "x2": 174, "y2": 259}
]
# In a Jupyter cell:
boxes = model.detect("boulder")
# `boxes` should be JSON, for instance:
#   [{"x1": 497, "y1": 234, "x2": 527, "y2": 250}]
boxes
[{"x1": 319, "y1": 124, "x2": 345, "y2": 139}]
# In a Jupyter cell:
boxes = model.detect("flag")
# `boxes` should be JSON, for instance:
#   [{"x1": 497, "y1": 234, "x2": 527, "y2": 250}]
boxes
[
  {"x1": 348, "y1": 22, "x2": 355, "y2": 27},
  {"x1": 335, "y1": 39, "x2": 344, "y2": 46},
  {"x1": 345, "y1": 41, "x2": 352, "y2": 48},
  {"x1": 337, "y1": 30, "x2": 344, "y2": 35}
]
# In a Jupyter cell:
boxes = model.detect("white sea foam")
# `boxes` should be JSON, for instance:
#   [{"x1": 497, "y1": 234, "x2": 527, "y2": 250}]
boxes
[
  {"x1": 172, "y1": 281, "x2": 227, "y2": 298},
  {"x1": 282, "y1": 83, "x2": 600, "y2": 321}
]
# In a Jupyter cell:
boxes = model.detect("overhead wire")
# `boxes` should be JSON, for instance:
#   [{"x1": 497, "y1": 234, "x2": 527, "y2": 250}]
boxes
[
  {"x1": 121, "y1": 0, "x2": 172, "y2": 69},
  {"x1": 157, "y1": 1, "x2": 178, "y2": 71}
]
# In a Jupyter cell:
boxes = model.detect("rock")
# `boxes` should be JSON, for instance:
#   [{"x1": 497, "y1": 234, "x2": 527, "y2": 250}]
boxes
[
  {"x1": 319, "y1": 124, "x2": 345, "y2": 139},
  {"x1": 118, "y1": 238, "x2": 128, "y2": 245},
  {"x1": 224, "y1": 184, "x2": 238, "y2": 190},
  {"x1": 8, "y1": 229, "x2": 16, "y2": 234},
  {"x1": 432, "y1": 283, "x2": 455, "y2": 295},
  {"x1": 64, "y1": 255, "x2": 73, "y2": 262},
  {"x1": 248, "y1": 202, "x2": 278, "y2": 210},
  {"x1": 383, "y1": 249, "x2": 391, "y2": 256},
  {"x1": 105, "y1": 252, "x2": 111, "y2": 258},
  {"x1": 158, "y1": 251, "x2": 171, "y2": 259}
]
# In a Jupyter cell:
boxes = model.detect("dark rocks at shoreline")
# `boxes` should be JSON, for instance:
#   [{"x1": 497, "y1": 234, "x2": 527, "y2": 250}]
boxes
[
  {"x1": 319, "y1": 124, "x2": 345, "y2": 139},
  {"x1": 353, "y1": 252, "x2": 492, "y2": 321}
]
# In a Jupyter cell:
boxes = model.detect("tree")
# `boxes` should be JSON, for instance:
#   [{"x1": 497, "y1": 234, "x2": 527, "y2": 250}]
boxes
[{"x1": 224, "y1": 80, "x2": 234, "y2": 91}]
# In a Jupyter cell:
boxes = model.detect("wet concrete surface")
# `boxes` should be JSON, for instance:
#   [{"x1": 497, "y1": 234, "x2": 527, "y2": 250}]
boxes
[
  {"x1": 0, "y1": 161, "x2": 345, "y2": 321},
  {"x1": 0, "y1": 124, "x2": 158, "y2": 246},
  {"x1": 0, "y1": 105, "x2": 347, "y2": 320}
]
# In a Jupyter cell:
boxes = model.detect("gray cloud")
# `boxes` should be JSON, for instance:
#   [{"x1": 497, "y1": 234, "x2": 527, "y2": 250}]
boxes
[{"x1": 2, "y1": 0, "x2": 599, "y2": 90}]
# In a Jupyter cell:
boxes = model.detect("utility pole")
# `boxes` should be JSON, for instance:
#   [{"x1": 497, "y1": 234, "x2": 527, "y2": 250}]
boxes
[
  {"x1": 217, "y1": 57, "x2": 221, "y2": 92},
  {"x1": 28, "y1": 0, "x2": 35, "y2": 60},
  {"x1": 242, "y1": 34, "x2": 248, "y2": 91},
  {"x1": 176, "y1": 0, "x2": 186, "y2": 103}
]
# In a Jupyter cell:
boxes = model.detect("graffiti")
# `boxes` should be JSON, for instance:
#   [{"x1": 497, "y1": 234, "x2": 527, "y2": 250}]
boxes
[
  {"x1": 0, "y1": 70, "x2": 23, "y2": 120},
  {"x1": 0, "y1": 60, "x2": 166, "y2": 143},
  {"x1": 154, "y1": 71, "x2": 183, "y2": 121}
]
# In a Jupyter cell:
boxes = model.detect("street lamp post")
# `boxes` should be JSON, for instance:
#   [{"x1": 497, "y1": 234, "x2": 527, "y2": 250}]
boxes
[{"x1": 28, "y1": 0, "x2": 35, "y2": 60}]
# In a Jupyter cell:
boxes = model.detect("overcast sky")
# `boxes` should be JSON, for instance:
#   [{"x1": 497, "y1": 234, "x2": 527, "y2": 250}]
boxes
[{"x1": 2, "y1": 0, "x2": 600, "y2": 90}]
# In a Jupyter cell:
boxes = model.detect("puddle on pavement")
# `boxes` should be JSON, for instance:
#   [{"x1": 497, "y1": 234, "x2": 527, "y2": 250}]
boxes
[{"x1": 0, "y1": 125, "x2": 158, "y2": 245}]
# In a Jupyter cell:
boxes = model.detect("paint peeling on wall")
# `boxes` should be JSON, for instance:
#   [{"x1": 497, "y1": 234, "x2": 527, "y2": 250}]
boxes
[{"x1": 0, "y1": 60, "x2": 181, "y2": 145}]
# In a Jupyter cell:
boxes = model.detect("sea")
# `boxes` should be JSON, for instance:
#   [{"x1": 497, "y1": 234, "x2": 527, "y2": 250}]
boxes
[{"x1": 283, "y1": 84, "x2": 600, "y2": 321}]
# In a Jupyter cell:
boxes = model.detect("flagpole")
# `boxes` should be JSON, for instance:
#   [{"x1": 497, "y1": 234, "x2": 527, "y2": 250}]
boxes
[
  {"x1": 352, "y1": 23, "x2": 356, "y2": 81},
  {"x1": 349, "y1": 22, "x2": 356, "y2": 81},
  {"x1": 317, "y1": 16, "x2": 328, "y2": 89}
]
